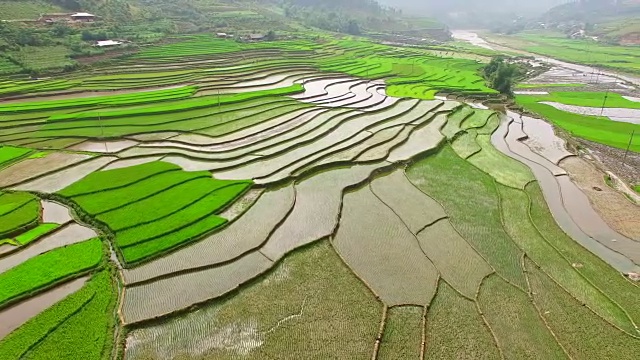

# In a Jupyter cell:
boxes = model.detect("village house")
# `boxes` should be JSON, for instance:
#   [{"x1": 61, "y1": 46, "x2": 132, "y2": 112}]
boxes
[{"x1": 38, "y1": 12, "x2": 96, "y2": 24}]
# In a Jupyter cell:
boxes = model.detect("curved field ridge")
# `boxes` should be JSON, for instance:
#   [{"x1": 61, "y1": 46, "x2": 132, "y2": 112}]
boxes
[
  {"x1": 260, "y1": 163, "x2": 383, "y2": 262},
  {"x1": 0, "y1": 275, "x2": 89, "y2": 340},
  {"x1": 417, "y1": 219, "x2": 493, "y2": 299},
  {"x1": 425, "y1": 281, "x2": 501, "y2": 359},
  {"x1": 0, "y1": 271, "x2": 115, "y2": 360},
  {"x1": 0, "y1": 239, "x2": 102, "y2": 309},
  {"x1": 125, "y1": 241, "x2": 380, "y2": 359},
  {"x1": 333, "y1": 186, "x2": 439, "y2": 306},
  {"x1": 57, "y1": 160, "x2": 252, "y2": 265},
  {"x1": 122, "y1": 186, "x2": 295, "y2": 284},
  {"x1": 0, "y1": 224, "x2": 97, "y2": 274},
  {"x1": 122, "y1": 251, "x2": 273, "y2": 325},
  {"x1": 491, "y1": 115, "x2": 640, "y2": 273},
  {"x1": 370, "y1": 170, "x2": 447, "y2": 234}
]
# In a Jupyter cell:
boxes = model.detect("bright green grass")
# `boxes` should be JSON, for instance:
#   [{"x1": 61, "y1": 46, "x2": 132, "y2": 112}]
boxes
[
  {"x1": 28, "y1": 99, "x2": 295, "y2": 140},
  {"x1": 120, "y1": 215, "x2": 228, "y2": 264},
  {"x1": 0, "y1": 146, "x2": 31, "y2": 167},
  {"x1": 634, "y1": 185, "x2": 639, "y2": 194},
  {"x1": 59, "y1": 162, "x2": 251, "y2": 264},
  {"x1": 0, "y1": 271, "x2": 113, "y2": 359},
  {"x1": 99, "y1": 180, "x2": 249, "y2": 233},
  {"x1": 0, "y1": 192, "x2": 35, "y2": 216},
  {"x1": 22, "y1": 271, "x2": 116, "y2": 359},
  {"x1": 517, "y1": 95, "x2": 640, "y2": 152},
  {"x1": 0, "y1": 239, "x2": 103, "y2": 307},
  {"x1": 0, "y1": 271, "x2": 116, "y2": 360},
  {"x1": 525, "y1": 257, "x2": 640, "y2": 359},
  {"x1": 0, "y1": 86, "x2": 197, "y2": 113},
  {"x1": 115, "y1": 183, "x2": 248, "y2": 246},
  {"x1": 58, "y1": 161, "x2": 181, "y2": 197},
  {"x1": 525, "y1": 183, "x2": 640, "y2": 327},
  {"x1": 406, "y1": 145, "x2": 526, "y2": 289},
  {"x1": 70, "y1": 170, "x2": 212, "y2": 215},
  {"x1": 49, "y1": 84, "x2": 304, "y2": 121},
  {"x1": 425, "y1": 281, "x2": 500, "y2": 360},
  {"x1": 519, "y1": 92, "x2": 640, "y2": 109},
  {"x1": 0, "y1": 195, "x2": 39, "y2": 238},
  {"x1": 14, "y1": 223, "x2": 59, "y2": 246}
]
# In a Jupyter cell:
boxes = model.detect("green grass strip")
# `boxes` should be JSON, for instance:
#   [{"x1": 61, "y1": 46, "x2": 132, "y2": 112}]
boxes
[
  {"x1": 518, "y1": 91, "x2": 640, "y2": 109},
  {"x1": 48, "y1": 84, "x2": 304, "y2": 121},
  {"x1": 116, "y1": 183, "x2": 249, "y2": 248},
  {"x1": 0, "y1": 146, "x2": 31, "y2": 167},
  {"x1": 0, "y1": 239, "x2": 103, "y2": 308},
  {"x1": 0, "y1": 192, "x2": 37, "y2": 216},
  {"x1": 0, "y1": 199, "x2": 40, "y2": 238},
  {"x1": 0, "y1": 238, "x2": 18, "y2": 246},
  {"x1": 516, "y1": 96, "x2": 640, "y2": 152},
  {"x1": 58, "y1": 161, "x2": 181, "y2": 198},
  {"x1": 14, "y1": 223, "x2": 60, "y2": 246},
  {"x1": 0, "y1": 86, "x2": 197, "y2": 113},
  {"x1": 121, "y1": 215, "x2": 228, "y2": 264},
  {"x1": 0, "y1": 274, "x2": 98, "y2": 359},
  {"x1": 98, "y1": 179, "x2": 250, "y2": 232},
  {"x1": 22, "y1": 270, "x2": 116, "y2": 359},
  {"x1": 71, "y1": 170, "x2": 212, "y2": 215}
]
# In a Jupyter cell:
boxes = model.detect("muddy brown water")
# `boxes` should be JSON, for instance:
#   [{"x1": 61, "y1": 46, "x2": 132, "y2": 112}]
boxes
[
  {"x1": 0, "y1": 276, "x2": 89, "y2": 340},
  {"x1": 492, "y1": 115, "x2": 640, "y2": 273},
  {"x1": 41, "y1": 200, "x2": 72, "y2": 224}
]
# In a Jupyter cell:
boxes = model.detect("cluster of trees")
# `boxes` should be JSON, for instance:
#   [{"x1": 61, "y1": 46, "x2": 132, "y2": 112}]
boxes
[{"x1": 483, "y1": 56, "x2": 523, "y2": 96}]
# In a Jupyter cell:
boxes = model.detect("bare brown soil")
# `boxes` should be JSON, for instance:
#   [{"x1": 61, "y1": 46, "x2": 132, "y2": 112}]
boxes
[{"x1": 560, "y1": 156, "x2": 640, "y2": 241}]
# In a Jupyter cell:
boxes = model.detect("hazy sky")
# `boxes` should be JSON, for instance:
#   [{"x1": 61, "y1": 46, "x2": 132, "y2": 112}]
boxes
[{"x1": 377, "y1": 0, "x2": 571, "y2": 16}]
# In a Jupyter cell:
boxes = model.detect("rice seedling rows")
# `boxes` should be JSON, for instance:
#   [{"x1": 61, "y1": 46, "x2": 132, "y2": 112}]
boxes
[
  {"x1": 478, "y1": 275, "x2": 567, "y2": 359},
  {"x1": 333, "y1": 186, "x2": 439, "y2": 306},
  {"x1": 378, "y1": 306, "x2": 423, "y2": 359},
  {"x1": 407, "y1": 146, "x2": 527, "y2": 289},
  {"x1": 425, "y1": 281, "x2": 501, "y2": 360},
  {"x1": 498, "y1": 184, "x2": 636, "y2": 333},
  {"x1": 123, "y1": 186, "x2": 294, "y2": 284},
  {"x1": 0, "y1": 238, "x2": 102, "y2": 308},
  {"x1": 525, "y1": 257, "x2": 640, "y2": 359}
]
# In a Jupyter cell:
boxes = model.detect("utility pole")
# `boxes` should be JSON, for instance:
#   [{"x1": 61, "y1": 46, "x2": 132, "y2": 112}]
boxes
[
  {"x1": 599, "y1": 90, "x2": 609, "y2": 117},
  {"x1": 622, "y1": 130, "x2": 635, "y2": 167}
]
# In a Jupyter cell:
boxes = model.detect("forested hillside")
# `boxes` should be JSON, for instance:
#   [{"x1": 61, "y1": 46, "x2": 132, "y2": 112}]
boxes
[{"x1": 542, "y1": 0, "x2": 640, "y2": 43}]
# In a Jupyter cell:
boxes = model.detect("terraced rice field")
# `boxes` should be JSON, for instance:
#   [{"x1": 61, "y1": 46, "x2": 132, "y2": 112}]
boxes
[{"x1": 0, "y1": 34, "x2": 638, "y2": 359}]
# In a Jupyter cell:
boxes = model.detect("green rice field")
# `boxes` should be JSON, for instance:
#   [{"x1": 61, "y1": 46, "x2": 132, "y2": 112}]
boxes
[{"x1": 0, "y1": 30, "x2": 638, "y2": 360}]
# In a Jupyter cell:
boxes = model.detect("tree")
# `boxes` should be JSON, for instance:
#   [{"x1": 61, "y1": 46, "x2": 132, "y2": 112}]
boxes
[
  {"x1": 483, "y1": 56, "x2": 521, "y2": 96},
  {"x1": 265, "y1": 30, "x2": 276, "y2": 41},
  {"x1": 346, "y1": 19, "x2": 361, "y2": 35}
]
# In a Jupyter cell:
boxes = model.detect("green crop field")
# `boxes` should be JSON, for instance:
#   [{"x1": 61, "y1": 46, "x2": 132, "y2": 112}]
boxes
[
  {"x1": 517, "y1": 94, "x2": 640, "y2": 151},
  {"x1": 0, "y1": 26, "x2": 638, "y2": 360}
]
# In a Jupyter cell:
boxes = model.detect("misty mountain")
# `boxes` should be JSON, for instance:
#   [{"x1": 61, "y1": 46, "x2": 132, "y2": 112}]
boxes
[
  {"x1": 379, "y1": 0, "x2": 570, "y2": 15},
  {"x1": 378, "y1": 0, "x2": 570, "y2": 27}
]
